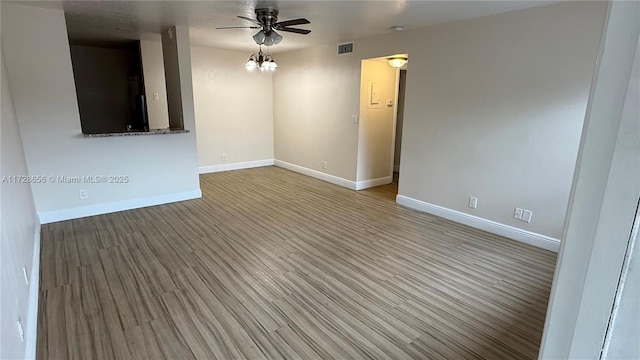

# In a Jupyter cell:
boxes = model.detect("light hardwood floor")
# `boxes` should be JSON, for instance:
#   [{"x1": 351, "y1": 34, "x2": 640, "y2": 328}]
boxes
[{"x1": 37, "y1": 166, "x2": 557, "y2": 359}]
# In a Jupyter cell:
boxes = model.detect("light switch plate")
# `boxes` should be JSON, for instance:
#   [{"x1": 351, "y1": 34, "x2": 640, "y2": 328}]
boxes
[
  {"x1": 514, "y1": 208, "x2": 523, "y2": 220},
  {"x1": 370, "y1": 83, "x2": 380, "y2": 105}
]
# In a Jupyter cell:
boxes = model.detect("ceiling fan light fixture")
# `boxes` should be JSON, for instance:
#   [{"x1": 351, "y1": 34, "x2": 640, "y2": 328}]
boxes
[
  {"x1": 245, "y1": 54, "x2": 258, "y2": 71},
  {"x1": 270, "y1": 30, "x2": 283, "y2": 45},
  {"x1": 263, "y1": 35, "x2": 274, "y2": 47},
  {"x1": 265, "y1": 58, "x2": 277, "y2": 71},
  {"x1": 253, "y1": 30, "x2": 266, "y2": 45},
  {"x1": 260, "y1": 56, "x2": 270, "y2": 71},
  {"x1": 246, "y1": 47, "x2": 277, "y2": 72},
  {"x1": 388, "y1": 56, "x2": 408, "y2": 68}
]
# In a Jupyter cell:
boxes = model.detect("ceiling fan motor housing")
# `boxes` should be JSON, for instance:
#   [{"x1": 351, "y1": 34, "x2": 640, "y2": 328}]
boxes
[{"x1": 256, "y1": 8, "x2": 278, "y2": 32}]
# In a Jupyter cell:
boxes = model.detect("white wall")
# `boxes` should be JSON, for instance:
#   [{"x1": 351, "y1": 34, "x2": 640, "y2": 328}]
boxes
[
  {"x1": 1, "y1": 4, "x2": 201, "y2": 223},
  {"x1": 140, "y1": 40, "x2": 170, "y2": 130},
  {"x1": 357, "y1": 58, "x2": 397, "y2": 183},
  {"x1": 274, "y1": 2, "x2": 605, "y2": 241},
  {"x1": 191, "y1": 46, "x2": 274, "y2": 172},
  {"x1": 604, "y1": 40, "x2": 639, "y2": 357},
  {"x1": 539, "y1": 3, "x2": 640, "y2": 356},
  {"x1": 600, "y1": 32, "x2": 640, "y2": 360},
  {"x1": 1, "y1": 47, "x2": 40, "y2": 360}
]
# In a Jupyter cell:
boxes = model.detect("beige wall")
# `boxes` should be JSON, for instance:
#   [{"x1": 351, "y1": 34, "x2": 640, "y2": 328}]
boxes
[
  {"x1": 397, "y1": 2, "x2": 605, "y2": 240},
  {"x1": 1, "y1": 4, "x2": 200, "y2": 221},
  {"x1": 274, "y1": 2, "x2": 606, "y2": 240},
  {"x1": 357, "y1": 58, "x2": 398, "y2": 182},
  {"x1": 274, "y1": 44, "x2": 361, "y2": 180},
  {"x1": 191, "y1": 46, "x2": 274, "y2": 169},
  {"x1": 0, "y1": 47, "x2": 40, "y2": 359},
  {"x1": 140, "y1": 40, "x2": 170, "y2": 130}
]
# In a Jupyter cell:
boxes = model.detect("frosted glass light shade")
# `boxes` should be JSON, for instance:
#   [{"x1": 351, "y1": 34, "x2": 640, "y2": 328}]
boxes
[
  {"x1": 388, "y1": 57, "x2": 408, "y2": 68},
  {"x1": 245, "y1": 58, "x2": 257, "y2": 71},
  {"x1": 270, "y1": 31, "x2": 282, "y2": 45},
  {"x1": 253, "y1": 31, "x2": 266, "y2": 45}
]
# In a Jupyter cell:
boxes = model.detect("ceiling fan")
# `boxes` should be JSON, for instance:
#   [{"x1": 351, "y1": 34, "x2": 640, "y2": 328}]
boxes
[{"x1": 217, "y1": 8, "x2": 311, "y2": 46}]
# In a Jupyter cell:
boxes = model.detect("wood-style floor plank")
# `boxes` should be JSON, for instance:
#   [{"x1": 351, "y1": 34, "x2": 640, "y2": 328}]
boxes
[{"x1": 37, "y1": 166, "x2": 556, "y2": 359}]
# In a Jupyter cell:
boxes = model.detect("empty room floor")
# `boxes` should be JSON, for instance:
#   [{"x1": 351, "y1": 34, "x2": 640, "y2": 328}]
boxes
[{"x1": 36, "y1": 166, "x2": 557, "y2": 359}]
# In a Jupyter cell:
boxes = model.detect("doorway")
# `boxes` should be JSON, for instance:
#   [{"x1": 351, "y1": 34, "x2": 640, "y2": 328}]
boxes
[
  {"x1": 392, "y1": 69, "x2": 408, "y2": 193},
  {"x1": 356, "y1": 54, "x2": 407, "y2": 198}
]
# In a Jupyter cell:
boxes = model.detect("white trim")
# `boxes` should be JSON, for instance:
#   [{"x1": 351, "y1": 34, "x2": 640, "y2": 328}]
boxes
[
  {"x1": 396, "y1": 195, "x2": 561, "y2": 252},
  {"x1": 38, "y1": 189, "x2": 202, "y2": 224},
  {"x1": 274, "y1": 160, "x2": 357, "y2": 190},
  {"x1": 199, "y1": 159, "x2": 274, "y2": 174},
  {"x1": 602, "y1": 202, "x2": 639, "y2": 357},
  {"x1": 25, "y1": 224, "x2": 41, "y2": 360},
  {"x1": 356, "y1": 176, "x2": 392, "y2": 190}
]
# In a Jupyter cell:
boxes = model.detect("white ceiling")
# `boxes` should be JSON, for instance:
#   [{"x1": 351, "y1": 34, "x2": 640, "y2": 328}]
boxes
[{"x1": 22, "y1": 0, "x2": 556, "y2": 54}]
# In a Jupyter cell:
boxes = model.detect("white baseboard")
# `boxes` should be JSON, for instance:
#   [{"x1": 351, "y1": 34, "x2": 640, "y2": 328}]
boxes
[
  {"x1": 25, "y1": 224, "x2": 41, "y2": 360},
  {"x1": 396, "y1": 195, "x2": 560, "y2": 252},
  {"x1": 38, "y1": 189, "x2": 202, "y2": 224},
  {"x1": 356, "y1": 176, "x2": 392, "y2": 190},
  {"x1": 199, "y1": 159, "x2": 274, "y2": 174},
  {"x1": 274, "y1": 160, "x2": 357, "y2": 190}
]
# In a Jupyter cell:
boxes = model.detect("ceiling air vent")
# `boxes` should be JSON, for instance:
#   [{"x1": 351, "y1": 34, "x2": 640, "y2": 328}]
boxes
[{"x1": 337, "y1": 42, "x2": 354, "y2": 55}]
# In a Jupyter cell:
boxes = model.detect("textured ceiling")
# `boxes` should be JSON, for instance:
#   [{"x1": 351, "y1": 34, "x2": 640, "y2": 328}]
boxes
[{"x1": 20, "y1": 1, "x2": 556, "y2": 54}]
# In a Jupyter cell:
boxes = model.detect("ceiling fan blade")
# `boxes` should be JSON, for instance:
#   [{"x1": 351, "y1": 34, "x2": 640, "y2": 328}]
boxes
[
  {"x1": 237, "y1": 15, "x2": 262, "y2": 25},
  {"x1": 279, "y1": 27, "x2": 311, "y2": 35},
  {"x1": 275, "y1": 18, "x2": 310, "y2": 27},
  {"x1": 216, "y1": 26, "x2": 261, "y2": 29}
]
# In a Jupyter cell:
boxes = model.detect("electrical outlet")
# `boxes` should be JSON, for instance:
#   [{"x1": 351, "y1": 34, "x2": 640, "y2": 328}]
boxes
[
  {"x1": 22, "y1": 266, "x2": 29, "y2": 286},
  {"x1": 153, "y1": 91, "x2": 159, "y2": 100},
  {"x1": 222, "y1": 153, "x2": 228, "y2": 161},
  {"x1": 352, "y1": 115, "x2": 359, "y2": 124},
  {"x1": 79, "y1": 189, "x2": 88, "y2": 200},
  {"x1": 322, "y1": 161, "x2": 327, "y2": 169},
  {"x1": 468, "y1": 196, "x2": 478, "y2": 209},
  {"x1": 522, "y1": 209, "x2": 533, "y2": 223},
  {"x1": 514, "y1": 208, "x2": 523, "y2": 220},
  {"x1": 16, "y1": 317, "x2": 24, "y2": 342}
]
